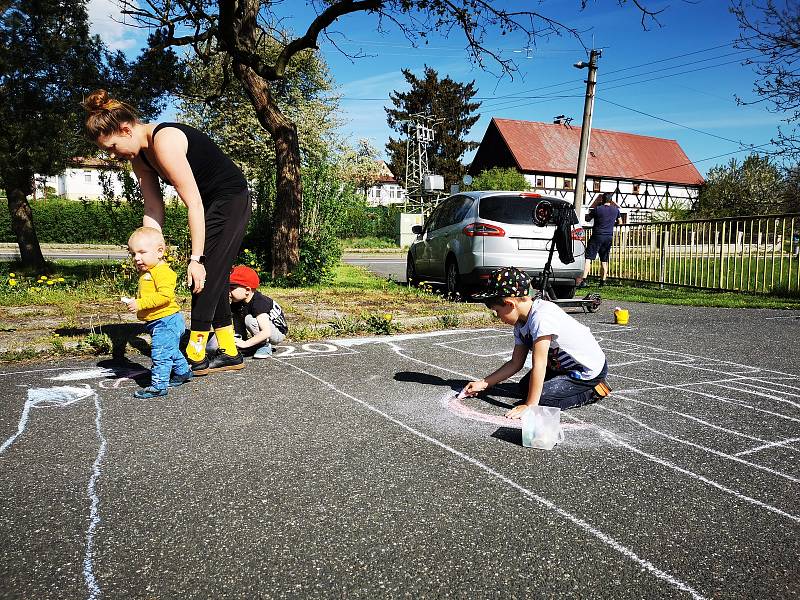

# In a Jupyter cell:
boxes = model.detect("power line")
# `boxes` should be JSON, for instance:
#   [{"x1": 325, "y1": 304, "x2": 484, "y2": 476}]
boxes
[
  {"x1": 596, "y1": 96, "x2": 754, "y2": 148},
  {"x1": 631, "y1": 142, "x2": 775, "y2": 179},
  {"x1": 479, "y1": 38, "x2": 752, "y2": 103}
]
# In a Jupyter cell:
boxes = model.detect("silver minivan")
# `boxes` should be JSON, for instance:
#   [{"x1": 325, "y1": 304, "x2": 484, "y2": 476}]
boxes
[{"x1": 406, "y1": 191, "x2": 585, "y2": 298}]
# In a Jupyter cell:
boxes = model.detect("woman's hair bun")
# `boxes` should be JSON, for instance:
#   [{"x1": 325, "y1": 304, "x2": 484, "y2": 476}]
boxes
[{"x1": 83, "y1": 89, "x2": 112, "y2": 113}]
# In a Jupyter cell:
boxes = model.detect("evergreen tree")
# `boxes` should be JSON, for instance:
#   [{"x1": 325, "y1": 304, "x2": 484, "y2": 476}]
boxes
[
  {"x1": 385, "y1": 66, "x2": 480, "y2": 192},
  {"x1": 0, "y1": 0, "x2": 181, "y2": 269}
]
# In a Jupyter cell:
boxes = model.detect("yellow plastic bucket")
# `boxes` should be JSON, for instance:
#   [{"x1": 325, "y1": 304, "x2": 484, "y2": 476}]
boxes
[{"x1": 614, "y1": 308, "x2": 629, "y2": 325}]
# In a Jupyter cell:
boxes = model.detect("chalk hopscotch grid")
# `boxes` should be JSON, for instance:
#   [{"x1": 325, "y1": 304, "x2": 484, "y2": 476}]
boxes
[
  {"x1": 558, "y1": 337, "x2": 800, "y2": 478},
  {"x1": 389, "y1": 334, "x2": 800, "y2": 522},
  {"x1": 278, "y1": 353, "x2": 708, "y2": 600}
]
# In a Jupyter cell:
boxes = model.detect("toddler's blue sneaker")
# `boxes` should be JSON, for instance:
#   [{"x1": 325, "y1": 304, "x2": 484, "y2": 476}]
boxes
[
  {"x1": 253, "y1": 345, "x2": 273, "y2": 359},
  {"x1": 134, "y1": 386, "x2": 168, "y2": 399},
  {"x1": 169, "y1": 371, "x2": 194, "y2": 387}
]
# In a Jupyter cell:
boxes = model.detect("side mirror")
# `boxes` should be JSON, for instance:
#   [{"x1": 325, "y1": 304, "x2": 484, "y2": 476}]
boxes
[{"x1": 412, "y1": 225, "x2": 423, "y2": 235}]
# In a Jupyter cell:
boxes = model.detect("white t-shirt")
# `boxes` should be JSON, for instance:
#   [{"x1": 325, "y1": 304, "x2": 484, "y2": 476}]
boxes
[{"x1": 513, "y1": 299, "x2": 605, "y2": 380}]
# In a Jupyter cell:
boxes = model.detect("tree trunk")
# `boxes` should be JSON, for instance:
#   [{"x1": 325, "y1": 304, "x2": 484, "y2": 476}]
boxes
[
  {"x1": 234, "y1": 63, "x2": 302, "y2": 277},
  {"x1": 4, "y1": 177, "x2": 46, "y2": 271}
]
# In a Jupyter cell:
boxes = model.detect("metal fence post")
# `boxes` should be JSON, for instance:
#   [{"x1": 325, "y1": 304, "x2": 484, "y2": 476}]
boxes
[{"x1": 659, "y1": 229, "x2": 668, "y2": 289}]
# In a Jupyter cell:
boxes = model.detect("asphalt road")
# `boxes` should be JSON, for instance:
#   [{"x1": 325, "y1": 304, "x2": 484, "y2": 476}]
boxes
[
  {"x1": 1, "y1": 303, "x2": 798, "y2": 598},
  {"x1": 343, "y1": 254, "x2": 407, "y2": 282}
]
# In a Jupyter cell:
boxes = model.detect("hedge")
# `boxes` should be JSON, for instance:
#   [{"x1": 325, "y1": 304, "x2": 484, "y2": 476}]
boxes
[{"x1": 0, "y1": 199, "x2": 188, "y2": 245}]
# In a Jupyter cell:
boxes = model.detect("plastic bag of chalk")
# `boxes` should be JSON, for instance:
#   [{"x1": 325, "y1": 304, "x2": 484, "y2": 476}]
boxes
[{"x1": 521, "y1": 405, "x2": 564, "y2": 450}]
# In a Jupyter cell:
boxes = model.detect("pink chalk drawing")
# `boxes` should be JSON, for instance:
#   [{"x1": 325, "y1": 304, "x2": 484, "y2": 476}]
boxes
[{"x1": 443, "y1": 392, "x2": 590, "y2": 432}]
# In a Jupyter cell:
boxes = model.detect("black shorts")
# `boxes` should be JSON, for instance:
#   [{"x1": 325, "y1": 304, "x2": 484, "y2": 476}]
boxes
[{"x1": 586, "y1": 235, "x2": 613, "y2": 262}]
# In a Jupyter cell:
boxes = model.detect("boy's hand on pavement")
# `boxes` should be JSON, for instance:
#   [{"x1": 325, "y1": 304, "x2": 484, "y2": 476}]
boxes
[
  {"x1": 505, "y1": 404, "x2": 530, "y2": 420},
  {"x1": 125, "y1": 299, "x2": 138, "y2": 313},
  {"x1": 463, "y1": 379, "x2": 488, "y2": 397},
  {"x1": 234, "y1": 338, "x2": 248, "y2": 349}
]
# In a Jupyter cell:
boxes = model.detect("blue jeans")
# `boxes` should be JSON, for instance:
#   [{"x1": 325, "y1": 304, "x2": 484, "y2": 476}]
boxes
[
  {"x1": 519, "y1": 361, "x2": 608, "y2": 410},
  {"x1": 147, "y1": 312, "x2": 190, "y2": 391}
]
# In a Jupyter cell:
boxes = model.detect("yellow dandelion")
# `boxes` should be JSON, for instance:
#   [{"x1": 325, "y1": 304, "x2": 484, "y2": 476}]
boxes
[
  {"x1": 39, "y1": 275, "x2": 47, "y2": 281},
  {"x1": 383, "y1": 313, "x2": 392, "y2": 321},
  {"x1": 46, "y1": 280, "x2": 54, "y2": 286},
  {"x1": 53, "y1": 333, "x2": 60, "y2": 337},
  {"x1": 8, "y1": 279, "x2": 17, "y2": 287},
  {"x1": 57, "y1": 277, "x2": 65, "y2": 282},
  {"x1": 8, "y1": 272, "x2": 15, "y2": 277},
  {"x1": 249, "y1": 261, "x2": 255, "y2": 266}
]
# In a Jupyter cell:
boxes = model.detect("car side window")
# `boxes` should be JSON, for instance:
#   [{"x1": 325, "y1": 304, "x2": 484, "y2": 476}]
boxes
[
  {"x1": 435, "y1": 195, "x2": 468, "y2": 230},
  {"x1": 452, "y1": 196, "x2": 474, "y2": 224},
  {"x1": 424, "y1": 206, "x2": 442, "y2": 233}
]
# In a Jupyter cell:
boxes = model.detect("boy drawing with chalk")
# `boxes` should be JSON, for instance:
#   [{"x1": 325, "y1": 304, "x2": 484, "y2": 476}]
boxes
[
  {"x1": 123, "y1": 227, "x2": 192, "y2": 398},
  {"x1": 206, "y1": 265, "x2": 288, "y2": 359},
  {"x1": 462, "y1": 267, "x2": 611, "y2": 417}
]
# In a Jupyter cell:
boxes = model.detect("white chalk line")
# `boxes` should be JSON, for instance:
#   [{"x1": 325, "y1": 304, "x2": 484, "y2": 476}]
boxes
[
  {"x1": 616, "y1": 396, "x2": 769, "y2": 444},
  {"x1": 83, "y1": 392, "x2": 105, "y2": 600},
  {"x1": 562, "y1": 412, "x2": 800, "y2": 524},
  {"x1": 707, "y1": 382, "x2": 800, "y2": 408},
  {"x1": 735, "y1": 437, "x2": 800, "y2": 457},
  {"x1": 746, "y1": 378, "x2": 800, "y2": 392},
  {"x1": 279, "y1": 357, "x2": 707, "y2": 600},
  {"x1": 597, "y1": 400, "x2": 800, "y2": 485},
  {"x1": 614, "y1": 377, "x2": 758, "y2": 394},
  {"x1": 0, "y1": 397, "x2": 31, "y2": 455},
  {"x1": 733, "y1": 379, "x2": 800, "y2": 397},
  {"x1": 0, "y1": 385, "x2": 95, "y2": 456},
  {"x1": 335, "y1": 328, "x2": 499, "y2": 347},
  {"x1": 604, "y1": 339, "x2": 799, "y2": 378},
  {"x1": 612, "y1": 372, "x2": 800, "y2": 425},
  {"x1": 0, "y1": 366, "x2": 92, "y2": 377}
]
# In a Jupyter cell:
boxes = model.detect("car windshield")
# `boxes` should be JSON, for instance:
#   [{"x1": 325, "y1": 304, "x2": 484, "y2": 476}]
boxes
[{"x1": 478, "y1": 195, "x2": 577, "y2": 226}]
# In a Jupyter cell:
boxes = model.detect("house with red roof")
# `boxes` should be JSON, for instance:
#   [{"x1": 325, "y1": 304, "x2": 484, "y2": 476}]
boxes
[{"x1": 469, "y1": 118, "x2": 704, "y2": 222}]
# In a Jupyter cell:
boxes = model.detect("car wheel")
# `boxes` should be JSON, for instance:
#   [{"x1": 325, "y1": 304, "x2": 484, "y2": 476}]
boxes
[
  {"x1": 406, "y1": 255, "x2": 418, "y2": 287},
  {"x1": 446, "y1": 259, "x2": 461, "y2": 298},
  {"x1": 552, "y1": 283, "x2": 576, "y2": 300}
]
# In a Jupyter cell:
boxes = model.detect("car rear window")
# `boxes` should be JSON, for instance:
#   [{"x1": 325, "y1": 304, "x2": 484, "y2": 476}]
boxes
[{"x1": 478, "y1": 195, "x2": 577, "y2": 225}]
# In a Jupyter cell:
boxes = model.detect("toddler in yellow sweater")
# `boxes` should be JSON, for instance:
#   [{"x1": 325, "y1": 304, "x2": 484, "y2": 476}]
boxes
[{"x1": 124, "y1": 227, "x2": 192, "y2": 398}]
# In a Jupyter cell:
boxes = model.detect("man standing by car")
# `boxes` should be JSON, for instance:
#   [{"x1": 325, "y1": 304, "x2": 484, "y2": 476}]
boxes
[{"x1": 576, "y1": 192, "x2": 622, "y2": 288}]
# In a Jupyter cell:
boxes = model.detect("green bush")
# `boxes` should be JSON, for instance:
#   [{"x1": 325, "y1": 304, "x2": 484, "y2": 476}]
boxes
[{"x1": 0, "y1": 198, "x2": 188, "y2": 245}]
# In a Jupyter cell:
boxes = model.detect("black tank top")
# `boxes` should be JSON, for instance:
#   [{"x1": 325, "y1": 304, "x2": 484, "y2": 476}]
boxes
[{"x1": 143, "y1": 123, "x2": 247, "y2": 205}]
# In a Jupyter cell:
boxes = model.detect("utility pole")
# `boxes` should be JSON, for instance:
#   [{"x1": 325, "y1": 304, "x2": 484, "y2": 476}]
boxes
[{"x1": 573, "y1": 49, "x2": 601, "y2": 221}]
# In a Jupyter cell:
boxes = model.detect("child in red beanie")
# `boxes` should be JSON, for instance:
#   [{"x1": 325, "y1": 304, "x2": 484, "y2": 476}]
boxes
[{"x1": 206, "y1": 265, "x2": 288, "y2": 358}]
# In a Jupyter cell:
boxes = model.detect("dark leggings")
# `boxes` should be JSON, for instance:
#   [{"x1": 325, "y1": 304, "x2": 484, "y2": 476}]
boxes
[
  {"x1": 190, "y1": 189, "x2": 252, "y2": 331},
  {"x1": 519, "y1": 361, "x2": 608, "y2": 410}
]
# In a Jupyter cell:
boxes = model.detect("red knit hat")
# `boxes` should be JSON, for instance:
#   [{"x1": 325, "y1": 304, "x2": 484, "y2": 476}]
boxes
[{"x1": 229, "y1": 265, "x2": 260, "y2": 289}]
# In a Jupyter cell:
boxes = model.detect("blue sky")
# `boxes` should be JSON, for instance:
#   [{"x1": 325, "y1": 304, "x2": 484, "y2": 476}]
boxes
[{"x1": 88, "y1": 0, "x2": 785, "y2": 176}]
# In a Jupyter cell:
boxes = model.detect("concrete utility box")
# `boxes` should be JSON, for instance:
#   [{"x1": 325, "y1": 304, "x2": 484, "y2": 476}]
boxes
[
  {"x1": 397, "y1": 212, "x2": 424, "y2": 248},
  {"x1": 424, "y1": 174, "x2": 444, "y2": 191}
]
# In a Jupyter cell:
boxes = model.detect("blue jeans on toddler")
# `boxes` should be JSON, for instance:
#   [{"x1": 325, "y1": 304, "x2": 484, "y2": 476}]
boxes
[{"x1": 147, "y1": 312, "x2": 190, "y2": 391}]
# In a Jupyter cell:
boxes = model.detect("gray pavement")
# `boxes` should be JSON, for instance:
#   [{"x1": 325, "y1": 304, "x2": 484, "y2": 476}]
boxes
[{"x1": 0, "y1": 302, "x2": 799, "y2": 598}]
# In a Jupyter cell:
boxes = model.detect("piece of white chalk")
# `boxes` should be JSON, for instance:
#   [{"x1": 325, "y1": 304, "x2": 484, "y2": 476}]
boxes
[
  {"x1": 457, "y1": 388, "x2": 468, "y2": 400},
  {"x1": 120, "y1": 296, "x2": 133, "y2": 304}
]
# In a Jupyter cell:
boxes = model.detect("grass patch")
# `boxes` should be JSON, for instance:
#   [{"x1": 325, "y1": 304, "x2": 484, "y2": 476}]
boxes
[
  {"x1": 585, "y1": 280, "x2": 800, "y2": 309},
  {"x1": 340, "y1": 236, "x2": 398, "y2": 250}
]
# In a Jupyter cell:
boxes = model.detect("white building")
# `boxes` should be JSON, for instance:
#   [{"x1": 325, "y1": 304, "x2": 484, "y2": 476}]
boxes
[
  {"x1": 469, "y1": 118, "x2": 705, "y2": 223},
  {"x1": 35, "y1": 157, "x2": 178, "y2": 201},
  {"x1": 366, "y1": 161, "x2": 407, "y2": 207}
]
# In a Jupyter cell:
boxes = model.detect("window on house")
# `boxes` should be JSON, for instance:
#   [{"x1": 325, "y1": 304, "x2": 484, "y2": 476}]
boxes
[
  {"x1": 536, "y1": 178, "x2": 545, "y2": 187},
  {"x1": 592, "y1": 179, "x2": 601, "y2": 192},
  {"x1": 84, "y1": 171, "x2": 92, "y2": 183},
  {"x1": 563, "y1": 178, "x2": 573, "y2": 190},
  {"x1": 633, "y1": 183, "x2": 641, "y2": 194}
]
